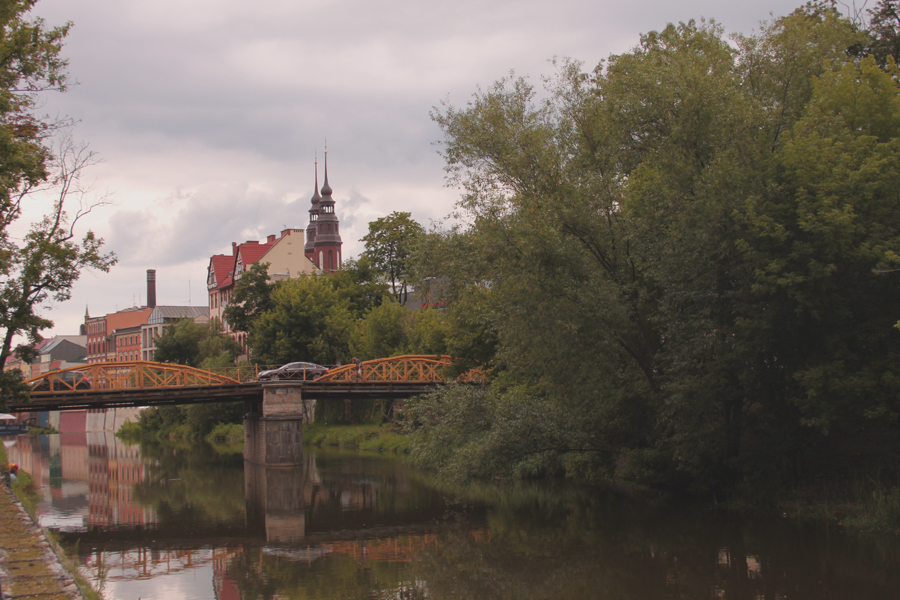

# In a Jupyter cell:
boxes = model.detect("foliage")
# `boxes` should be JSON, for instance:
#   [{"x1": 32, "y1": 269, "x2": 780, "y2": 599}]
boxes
[
  {"x1": 414, "y1": 5, "x2": 900, "y2": 498},
  {"x1": 223, "y1": 261, "x2": 273, "y2": 334},
  {"x1": 248, "y1": 275, "x2": 354, "y2": 365},
  {"x1": 302, "y1": 422, "x2": 412, "y2": 453},
  {"x1": 130, "y1": 401, "x2": 244, "y2": 442},
  {"x1": 350, "y1": 302, "x2": 451, "y2": 361},
  {"x1": 351, "y1": 301, "x2": 410, "y2": 359},
  {"x1": 0, "y1": 2, "x2": 115, "y2": 401},
  {"x1": 0, "y1": 368, "x2": 28, "y2": 411},
  {"x1": 361, "y1": 211, "x2": 425, "y2": 304},
  {"x1": 404, "y1": 384, "x2": 587, "y2": 481},
  {"x1": 328, "y1": 256, "x2": 392, "y2": 317},
  {"x1": 153, "y1": 318, "x2": 241, "y2": 368}
]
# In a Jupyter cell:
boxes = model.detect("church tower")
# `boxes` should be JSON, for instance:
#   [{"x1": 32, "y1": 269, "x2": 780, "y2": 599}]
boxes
[
  {"x1": 304, "y1": 158, "x2": 321, "y2": 264},
  {"x1": 312, "y1": 149, "x2": 343, "y2": 273}
]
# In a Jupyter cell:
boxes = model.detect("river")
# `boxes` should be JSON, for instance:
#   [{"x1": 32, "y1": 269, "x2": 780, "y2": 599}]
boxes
[{"x1": 4, "y1": 431, "x2": 900, "y2": 599}]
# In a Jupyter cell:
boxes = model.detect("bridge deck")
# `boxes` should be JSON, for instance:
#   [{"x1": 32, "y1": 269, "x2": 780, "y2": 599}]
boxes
[{"x1": 10, "y1": 356, "x2": 484, "y2": 413}]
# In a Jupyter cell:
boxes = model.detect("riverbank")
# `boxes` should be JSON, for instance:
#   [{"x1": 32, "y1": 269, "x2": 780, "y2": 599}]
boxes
[
  {"x1": 0, "y1": 446, "x2": 97, "y2": 600},
  {"x1": 303, "y1": 423, "x2": 411, "y2": 453}
]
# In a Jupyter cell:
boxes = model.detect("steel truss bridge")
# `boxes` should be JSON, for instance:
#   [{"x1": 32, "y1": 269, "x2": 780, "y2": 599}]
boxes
[{"x1": 8, "y1": 355, "x2": 485, "y2": 413}]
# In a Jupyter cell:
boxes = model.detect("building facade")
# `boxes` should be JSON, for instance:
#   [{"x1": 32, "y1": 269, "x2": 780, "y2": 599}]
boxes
[{"x1": 207, "y1": 229, "x2": 318, "y2": 350}]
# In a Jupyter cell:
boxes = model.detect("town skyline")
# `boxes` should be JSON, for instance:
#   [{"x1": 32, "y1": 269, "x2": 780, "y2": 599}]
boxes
[{"x1": 25, "y1": 0, "x2": 810, "y2": 340}]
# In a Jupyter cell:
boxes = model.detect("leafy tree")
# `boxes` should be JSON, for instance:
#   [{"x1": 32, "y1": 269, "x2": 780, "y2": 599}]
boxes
[
  {"x1": 415, "y1": 5, "x2": 900, "y2": 497},
  {"x1": 153, "y1": 319, "x2": 241, "y2": 369},
  {"x1": 328, "y1": 256, "x2": 391, "y2": 318},
  {"x1": 0, "y1": 2, "x2": 115, "y2": 391},
  {"x1": 223, "y1": 261, "x2": 274, "y2": 334},
  {"x1": 248, "y1": 275, "x2": 354, "y2": 365},
  {"x1": 361, "y1": 211, "x2": 425, "y2": 305},
  {"x1": 350, "y1": 301, "x2": 409, "y2": 360}
]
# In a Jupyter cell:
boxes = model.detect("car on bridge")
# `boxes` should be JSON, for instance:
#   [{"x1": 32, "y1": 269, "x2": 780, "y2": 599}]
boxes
[
  {"x1": 30, "y1": 370, "x2": 91, "y2": 391},
  {"x1": 257, "y1": 362, "x2": 329, "y2": 381}
]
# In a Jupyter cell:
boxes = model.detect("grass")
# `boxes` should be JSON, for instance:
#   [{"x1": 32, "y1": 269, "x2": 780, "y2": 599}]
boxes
[{"x1": 303, "y1": 423, "x2": 412, "y2": 454}]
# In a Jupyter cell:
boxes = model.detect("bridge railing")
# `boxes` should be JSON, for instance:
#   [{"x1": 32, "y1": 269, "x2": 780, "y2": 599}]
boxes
[
  {"x1": 25, "y1": 362, "x2": 242, "y2": 394},
  {"x1": 24, "y1": 357, "x2": 487, "y2": 395},
  {"x1": 317, "y1": 355, "x2": 486, "y2": 384}
]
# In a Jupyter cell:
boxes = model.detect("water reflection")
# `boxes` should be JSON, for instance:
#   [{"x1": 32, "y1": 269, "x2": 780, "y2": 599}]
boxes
[{"x1": 5, "y1": 432, "x2": 900, "y2": 600}]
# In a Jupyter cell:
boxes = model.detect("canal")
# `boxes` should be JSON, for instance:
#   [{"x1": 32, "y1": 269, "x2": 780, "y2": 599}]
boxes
[{"x1": 5, "y1": 432, "x2": 900, "y2": 599}]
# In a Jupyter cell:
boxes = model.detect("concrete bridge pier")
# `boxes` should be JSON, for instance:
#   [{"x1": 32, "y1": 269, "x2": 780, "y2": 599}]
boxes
[{"x1": 243, "y1": 383, "x2": 316, "y2": 466}]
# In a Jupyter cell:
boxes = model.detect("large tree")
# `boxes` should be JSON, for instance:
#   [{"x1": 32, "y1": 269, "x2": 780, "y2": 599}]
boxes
[
  {"x1": 409, "y1": 4, "x2": 900, "y2": 496},
  {"x1": 0, "y1": 1, "x2": 115, "y2": 408},
  {"x1": 361, "y1": 211, "x2": 424, "y2": 305},
  {"x1": 153, "y1": 319, "x2": 242, "y2": 370},
  {"x1": 248, "y1": 275, "x2": 354, "y2": 366}
]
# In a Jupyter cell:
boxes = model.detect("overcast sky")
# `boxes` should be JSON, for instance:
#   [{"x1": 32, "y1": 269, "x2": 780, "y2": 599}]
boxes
[{"x1": 24, "y1": 0, "x2": 808, "y2": 339}]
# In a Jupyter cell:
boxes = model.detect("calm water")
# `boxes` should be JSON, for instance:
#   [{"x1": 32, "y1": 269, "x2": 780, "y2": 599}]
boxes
[{"x1": 5, "y1": 432, "x2": 900, "y2": 599}]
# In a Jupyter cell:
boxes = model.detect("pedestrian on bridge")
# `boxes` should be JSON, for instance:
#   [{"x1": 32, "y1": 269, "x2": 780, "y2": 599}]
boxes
[{"x1": 353, "y1": 357, "x2": 362, "y2": 381}]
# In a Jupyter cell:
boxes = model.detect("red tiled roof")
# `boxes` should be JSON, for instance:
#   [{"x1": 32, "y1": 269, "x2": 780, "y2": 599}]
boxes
[
  {"x1": 208, "y1": 254, "x2": 234, "y2": 291},
  {"x1": 237, "y1": 242, "x2": 275, "y2": 266}
]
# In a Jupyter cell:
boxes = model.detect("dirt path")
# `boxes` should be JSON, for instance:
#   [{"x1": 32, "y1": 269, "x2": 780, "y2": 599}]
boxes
[{"x1": 0, "y1": 479, "x2": 88, "y2": 600}]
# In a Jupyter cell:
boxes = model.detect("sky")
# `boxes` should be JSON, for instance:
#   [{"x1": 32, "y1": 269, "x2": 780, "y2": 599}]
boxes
[{"x1": 23, "y1": 0, "x2": 809, "y2": 339}]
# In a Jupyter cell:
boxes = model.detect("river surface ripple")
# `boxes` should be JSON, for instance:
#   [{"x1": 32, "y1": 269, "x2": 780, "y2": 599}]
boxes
[{"x1": 4, "y1": 432, "x2": 900, "y2": 600}]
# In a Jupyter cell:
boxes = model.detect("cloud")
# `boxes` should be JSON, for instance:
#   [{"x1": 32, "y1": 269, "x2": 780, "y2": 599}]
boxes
[{"x1": 26, "y1": 0, "x2": 810, "y2": 339}]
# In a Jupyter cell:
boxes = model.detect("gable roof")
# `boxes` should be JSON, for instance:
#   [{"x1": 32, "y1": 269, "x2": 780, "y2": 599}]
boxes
[
  {"x1": 208, "y1": 254, "x2": 234, "y2": 291},
  {"x1": 236, "y1": 241, "x2": 275, "y2": 268}
]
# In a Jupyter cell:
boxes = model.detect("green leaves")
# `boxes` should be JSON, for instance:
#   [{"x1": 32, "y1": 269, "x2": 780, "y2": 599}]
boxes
[
  {"x1": 248, "y1": 275, "x2": 355, "y2": 366},
  {"x1": 418, "y1": 4, "x2": 900, "y2": 494},
  {"x1": 360, "y1": 211, "x2": 424, "y2": 304}
]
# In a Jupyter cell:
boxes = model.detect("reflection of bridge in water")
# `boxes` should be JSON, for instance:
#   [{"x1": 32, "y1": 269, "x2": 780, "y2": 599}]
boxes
[
  {"x1": 63, "y1": 455, "x2": 486, "y2": 553},
  {"x1": 12, "y1": 355, "x2": 486, "y2": 466},
  {"x1": 5, "y1": 432, "x2": 487, "y2": 592}
]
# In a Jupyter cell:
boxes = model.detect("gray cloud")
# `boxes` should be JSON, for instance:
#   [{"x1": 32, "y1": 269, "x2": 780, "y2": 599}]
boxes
[{"x1": 28, "y1": 0, "x2": 810, "y2": 337}]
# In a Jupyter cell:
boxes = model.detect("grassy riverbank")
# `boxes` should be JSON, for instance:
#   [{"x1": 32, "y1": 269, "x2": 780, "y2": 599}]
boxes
[{"x1": 303, "y1": 423, "x2": 411, "y2": 453}]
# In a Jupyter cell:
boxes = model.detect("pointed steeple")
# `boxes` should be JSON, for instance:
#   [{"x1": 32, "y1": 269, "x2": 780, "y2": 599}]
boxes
[
  {"x1": 305, "y1": 155, "x2": 321, "y2": 260},
  {"x1": 309, "y1": 156, "x2": 321, "y2": 216},
  {"x1": 320, "y1": 147, "x2": 333, "y2": 197}
]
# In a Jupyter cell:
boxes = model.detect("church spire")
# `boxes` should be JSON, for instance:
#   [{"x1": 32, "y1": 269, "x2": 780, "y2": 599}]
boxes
[
  {"x1": 311, "y1": 154, "x2": 321, "y2": 206},
  {"x1": 305, "y1": 154, "x2": 321, "y2": 261},
  {"x1": 321, "y1": 147, "x2": 333, "y2": 197}
]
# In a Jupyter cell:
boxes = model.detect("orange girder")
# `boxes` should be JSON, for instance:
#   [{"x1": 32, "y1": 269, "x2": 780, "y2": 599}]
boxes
[
  {"x1": 316, "y1": 355, "x2": 487, "y2": 384},
  {"x1": 26, "y1": 361, "x2": 241, "y2": 394}
]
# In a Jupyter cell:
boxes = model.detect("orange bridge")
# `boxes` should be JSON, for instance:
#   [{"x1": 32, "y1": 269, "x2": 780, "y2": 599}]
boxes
[{"x1": 10, "y1": 355, "x2": 485, "y2": 412}]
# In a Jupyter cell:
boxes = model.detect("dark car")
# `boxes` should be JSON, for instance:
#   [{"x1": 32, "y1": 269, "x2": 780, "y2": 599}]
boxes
[
  {"x1": 257, "y1": 362, "x2": 329, "y2": 381},
  {"x1": 31, "y1": 370, "x2": 91, "y2": 392}
]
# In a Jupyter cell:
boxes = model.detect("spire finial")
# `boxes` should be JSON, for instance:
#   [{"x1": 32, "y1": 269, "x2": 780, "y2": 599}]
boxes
[
  {"x1": 310, "y1": 152, "x2": 321, "y2": 206},
  {"x1": 321, "y1": 141, "x2": 333, "y2": 196}
]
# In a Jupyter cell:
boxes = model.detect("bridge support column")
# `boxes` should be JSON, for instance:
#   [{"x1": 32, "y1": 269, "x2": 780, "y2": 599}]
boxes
[{"x1": 243, "y1": 383, "x2": 315, "y2": 466}]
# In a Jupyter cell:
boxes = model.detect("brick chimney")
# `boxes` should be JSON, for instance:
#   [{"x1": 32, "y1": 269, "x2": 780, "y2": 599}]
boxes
[{"x1": 146, "y1": 270, "x2": 157, "y2": 309}]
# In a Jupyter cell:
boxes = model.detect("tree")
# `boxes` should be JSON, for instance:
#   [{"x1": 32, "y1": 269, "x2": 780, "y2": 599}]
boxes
[
  {"x1": 153, "y1": 319, "x2": 241, "y2": 369},
  {"x1": 327, "y1": 256, "x2": 391, "y2": 318},
  {"x1": 248, "y1": 275, "x2": 354, "y2": 365},
  {"x1": 0, "y1": 2, "x2": 115, "y2": 408},
  {"x1": 415, "y1": 5, "x2": 899, "y2": 497},
  {"x1": 223, "y1": 261, "x2": 274, "y2": 334},
  {"x1": 361, "y1": 211, "x2": 424, "y2": 305},
  {"x1": 350, "y1": 301, "x2": 409, "y2": 360}
]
